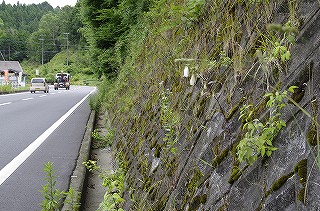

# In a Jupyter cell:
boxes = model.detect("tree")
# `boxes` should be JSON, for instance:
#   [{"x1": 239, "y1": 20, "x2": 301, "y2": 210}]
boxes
[
  {"x1": 80, "y1": 0, "x2": 152, "y2": 76},
  {"x1": 0, "y1": 18, "x2": 4, "y2": 37},
  {"x1": 0, "y1": 1, "x2": 54, "y2": 61}
]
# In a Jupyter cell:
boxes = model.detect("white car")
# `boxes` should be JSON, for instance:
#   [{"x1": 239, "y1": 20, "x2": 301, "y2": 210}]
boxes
[{"x1": 30, "y1": 78, "x2": 49, "y2": 93}]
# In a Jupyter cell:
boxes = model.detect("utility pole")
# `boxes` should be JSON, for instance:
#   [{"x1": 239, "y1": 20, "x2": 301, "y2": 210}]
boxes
[
  {"x1": 39, "y1": 38, "x2": 44, "y2": 65},
  {"x1": 64, "y1": 32, "x2": 69, "y2": 66},
  {"x1": 8, "y1": 45, "x2": 10, "y2": 60},
  {"x1": 0, "y1": 50, "x2": 5, "y2": 61}
]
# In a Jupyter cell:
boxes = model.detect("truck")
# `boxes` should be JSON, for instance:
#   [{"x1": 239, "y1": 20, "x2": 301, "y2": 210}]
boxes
[{"x1": 54, "y1": 72, "x2": 70, "y2": 90}]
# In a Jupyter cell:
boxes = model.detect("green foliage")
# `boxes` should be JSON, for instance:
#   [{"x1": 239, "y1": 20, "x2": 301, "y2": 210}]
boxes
[
  {"x1": 160, "y1": 87, "x2": 180, "y2": 154},
  {"x1": 63, "y1": 187, "x2": 81, "y2": 211},
  {"x1": 0, "y1": 2, "x2": 54, "y2": 61},
  {"x1": 99, "y1": 157, "x2": 126, "y2": 211},
  {"x1": 83, "y1": 160, "x2": 100, "y2": 173},
  {"x1": 92, "y1": 129, "x2": 104, "y2": 141},
  {"x1": 89, "y1": 84, "x2": 107, "y2": 112},
  {"x1": 40, "y1": 162, "x2": 64, "y2": 211},
  {"x1": 181, "y1": 0, "x2": 206, "y2": 26},
  {"x1": 209, "y1": 51, "x2": 232, "y2": 69},
  {"x1": 80, "y1": 0, "x2": 152, "y2": 76},
  {"x1": 0, "y1": 18, "x2": 4, "y2": 37},
  {"x1": 272, "y1": 42, "x2": 291, "y2": 62},
  {"x1": 0, "y1": 84, "x2": 13, "y2": 93},
  {"x1": 255, "y1": 22, "x2": 297, "y2": 88},
  {"x1": 91, "y1": 128, "x2": 115, "y2": 149},
  {"x1": 237, "y1": 89, "x2": 289, "y2": 165},
  {"x1": 28, "y1": 5, "x2": 83, "y2": 63},
  {"x1": 0, "y1": 1, "x2": 86, "y2": 68}
]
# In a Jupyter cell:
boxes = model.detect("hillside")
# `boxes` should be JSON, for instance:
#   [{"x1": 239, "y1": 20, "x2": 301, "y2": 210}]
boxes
[{"x1": 94, "y1": 0, "x2": 320, "y2": 210}]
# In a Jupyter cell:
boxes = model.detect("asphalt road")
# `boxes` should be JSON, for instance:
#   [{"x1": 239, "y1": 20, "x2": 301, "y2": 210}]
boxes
[{"x1": 0, "y1": 85, "x2": 96, "y2": 211}]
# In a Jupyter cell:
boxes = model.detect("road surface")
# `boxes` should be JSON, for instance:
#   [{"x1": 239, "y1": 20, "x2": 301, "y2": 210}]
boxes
[{"x1": 0, "y1": 85, "x2": 95, "y2": 210}]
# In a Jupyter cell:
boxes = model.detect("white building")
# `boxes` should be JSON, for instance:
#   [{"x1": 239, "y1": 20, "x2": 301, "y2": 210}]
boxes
[{"x1": 0, "y1": 61, "x2": 27, "y2": 87}]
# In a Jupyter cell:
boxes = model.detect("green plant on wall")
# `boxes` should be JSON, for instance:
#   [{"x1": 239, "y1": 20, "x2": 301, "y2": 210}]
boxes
[
  {"x1": 270, "y1": 21, "x2": 297, "y2": 62},
  {"x1": 237, "y1": 88, "x2": 292, "y2": 165},
  {"x1": 160, "y1": 87, "x2": 180, "y2": 154},
  {"x1": 255, "y1": 22, "x2": 297, "y2": 90},
  {"x1": 181, "y1": 0, "x2": 206, "y2": 27}
]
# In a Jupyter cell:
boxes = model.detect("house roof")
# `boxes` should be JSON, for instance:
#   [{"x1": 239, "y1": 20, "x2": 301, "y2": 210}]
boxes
[{"x1": 0, "y1": 61, "x2": 23, "y2": 73}]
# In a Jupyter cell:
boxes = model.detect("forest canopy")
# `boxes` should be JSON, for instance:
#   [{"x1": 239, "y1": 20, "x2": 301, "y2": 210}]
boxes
[
  {"x1": 0, "y1": 0, "x2": 153, "y2": 79},
  {"x1": 0, "y1": 1, "x2": 83, "y2": 63}
]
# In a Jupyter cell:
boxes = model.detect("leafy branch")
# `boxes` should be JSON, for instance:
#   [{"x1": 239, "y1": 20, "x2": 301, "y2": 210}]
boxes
[
  {"x1": 40, "y1": 162, "x2": 64, "y2": 211},
  {"x1": 237, "y1": 89, "x2": 291, "y2": 165}
]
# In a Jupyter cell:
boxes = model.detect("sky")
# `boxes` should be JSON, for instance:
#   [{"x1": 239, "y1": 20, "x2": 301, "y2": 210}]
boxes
[{"x1": 3, "y1": 0, "x2": 78, "y2": 8}]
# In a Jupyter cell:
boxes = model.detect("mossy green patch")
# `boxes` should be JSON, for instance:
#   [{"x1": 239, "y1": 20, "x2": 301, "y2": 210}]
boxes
[
  {"x1": 225, "y1": 96, "x2": 247, "y2": 121},
  {"x1": 228, "y1": 166, "x2": 242, "y2": 184},
  {"x1": 155, "y1": 144, "x2": 162, "y2": 158},
  {"x1": 266, "y1": 171, "x2": 294, "y2": 196},
  {"x1": 184, "y1": 168, "x2": 204, "y2": 207},
  {"x1": 217, "y1": 201, "x2": 228, "y2": 211},
  {"x1": 212, "y1": 147, "x2": 230, "y2": 168},
  {"x1": 294, "y1": 159, "x2": 307, "y2": 186},
  {"x1": 307, "y1": 123, "x2": 318, "y2": 146},
  {"x1": 187, "y1": 168, "x2": 204, "y2": 196},
  {"x1": 153, "y1": 195, "x2": 168, "y2": 211},
  {"x1": 228, "y1": 142, "x2": 243, "y2": 184},
  {"x1": 196, "y1": 96, "x2": 207, "y2": 118},
  {"x1": 298, "y1": 187, "x2": 306, "y2": 204},
  {"x1": 294, "y1": 159, "x2": 307, "y2": 203},
  {"x1": 188, "y1": 194, "x2": 207, "y2": 211}
]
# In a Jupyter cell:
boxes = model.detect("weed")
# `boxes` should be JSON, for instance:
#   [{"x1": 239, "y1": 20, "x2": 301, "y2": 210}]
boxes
[
  {"x1": 63, "y1": 187, "x2": 81, "y2": 211},
  {"x1": 40, "y1": 161, "x2": 64, "y2": 211},
  {"x1": 92, "y1": 128, "x2": 115, "y2": 149},
  {"x1": 92, "y1": 129, "x2": 104, "y2": 141},
  {"x1": 254, "y1": 22, "x2": 297, "y2": 90},
  {"x1": 83, "y1": 160, "x2": 100, "y2": 173},
  {"x1": 98, "y1": 157, "x2": 126, "y2": 211},
  {"x1": 237, "y1": 88, "x2": 290, "y2": 165}
]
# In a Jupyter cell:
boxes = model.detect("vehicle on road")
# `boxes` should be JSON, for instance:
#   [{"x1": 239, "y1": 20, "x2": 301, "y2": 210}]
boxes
[
  {"x1": 54, "y1": 73, "x2": 70, "y2": 90},
  {"x1": 30, "y1": 78, "x2": 49, "y2": 93}
]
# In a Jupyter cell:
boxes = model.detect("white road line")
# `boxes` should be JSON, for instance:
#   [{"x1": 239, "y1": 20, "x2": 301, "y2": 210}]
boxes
[
  {"x1": 21, "y1": 98, "x2": 33, "y2": 101},
  {"x1": 0, "y1": 102, "x2": 12, "y2": 106},
  {"x1": 0, "y1": 88, "x2": 96, "y2": 186},
  {"x1": 39, "y1": 95, "x2": 47, "y2": 98}
]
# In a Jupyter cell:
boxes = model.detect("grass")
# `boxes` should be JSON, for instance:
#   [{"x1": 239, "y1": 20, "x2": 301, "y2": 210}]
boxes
[{"x1": 0, "y1": 84, "x2": 30, "y2": 94}]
